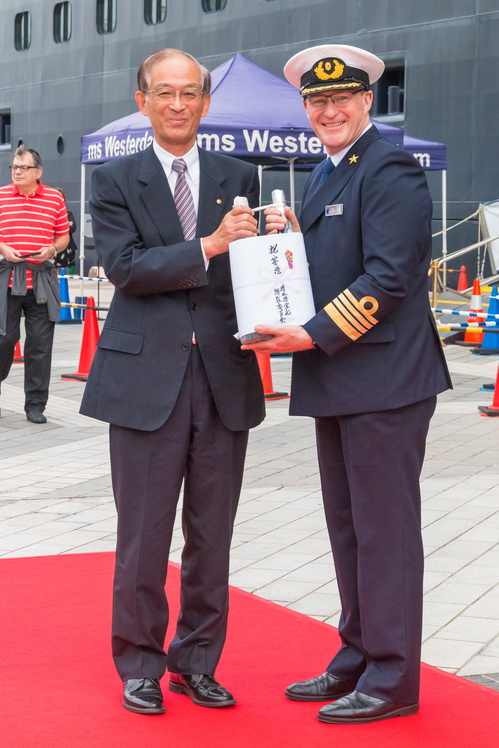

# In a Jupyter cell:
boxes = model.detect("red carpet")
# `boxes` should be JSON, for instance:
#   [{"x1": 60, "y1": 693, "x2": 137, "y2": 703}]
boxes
[{"x1": 1, "y1": 552, "x2": 498, "y2": 747}]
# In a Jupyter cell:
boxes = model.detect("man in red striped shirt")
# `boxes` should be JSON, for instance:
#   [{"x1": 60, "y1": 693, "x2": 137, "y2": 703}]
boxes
[{"x1": 0, "y1": 146, "x2": 69, "y2": 423}]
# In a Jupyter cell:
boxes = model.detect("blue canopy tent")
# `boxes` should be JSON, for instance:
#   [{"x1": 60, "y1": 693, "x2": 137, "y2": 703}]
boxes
[{"x1": 403, "y1": 134, "x2": 446, "y2": 171}]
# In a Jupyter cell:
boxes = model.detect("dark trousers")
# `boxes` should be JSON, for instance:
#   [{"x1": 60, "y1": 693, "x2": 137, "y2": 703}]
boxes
[
  {"x1": 316, "y1": 397, "x2": 436, "y2": 704},
  {"x1": 109, "y1": 345, "x2": 248, "y2": 681},
  {"x1": 0, "y1": 289, "x2": 55, "y2": 412}
]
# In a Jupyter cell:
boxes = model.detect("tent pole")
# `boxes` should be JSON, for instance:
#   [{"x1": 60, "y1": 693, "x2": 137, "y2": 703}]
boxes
[
  {"x1": 442, "y1": 170, "x2": 447, "y2": 286},
  {"x1": 79, "y1": 163, "x2": 86, "y2": 300}
]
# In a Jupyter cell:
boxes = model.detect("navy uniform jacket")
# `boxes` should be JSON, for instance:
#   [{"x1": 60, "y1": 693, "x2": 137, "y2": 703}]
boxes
[
  {"x1": 80, "y1": 145, "x2": 265, "y2": 432},
  {"x1": 292, "y1": 125, "x2": 451, "y2": 417}
]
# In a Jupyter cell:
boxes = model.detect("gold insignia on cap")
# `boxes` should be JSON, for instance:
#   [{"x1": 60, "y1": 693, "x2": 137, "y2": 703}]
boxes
[
  {"x1": 349, "y1": 155, "x2": 359, "y2": 164},
  {"x1": 324, "y1": 289, "x2": 379, "y2": 340},
  {"x1": 216, "y1": 199, "x2": 222, "y2": 204},
  {"x1": 313, "y1": 58, "x2": 345, "y2": 81}
]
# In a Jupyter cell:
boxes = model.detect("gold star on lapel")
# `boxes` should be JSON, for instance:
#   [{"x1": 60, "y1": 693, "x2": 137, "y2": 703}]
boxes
[{"x1": 349, "y1": 154, "x2": 359, "y2": 164}]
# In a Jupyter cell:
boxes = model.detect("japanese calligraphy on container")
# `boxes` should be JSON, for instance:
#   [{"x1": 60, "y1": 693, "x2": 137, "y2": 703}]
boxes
[{"x1": 229, "y1": 233, "x2": 316, "y2": 341}]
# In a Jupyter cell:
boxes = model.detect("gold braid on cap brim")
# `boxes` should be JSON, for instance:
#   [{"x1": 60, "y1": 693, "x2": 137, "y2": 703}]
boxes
[{"x1": 301, "y1": 81, "x2": 365, "y2": 95}]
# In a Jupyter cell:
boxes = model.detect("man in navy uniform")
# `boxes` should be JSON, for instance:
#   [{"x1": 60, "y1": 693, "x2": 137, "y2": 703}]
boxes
[{"x1": 243, "y1": 45, "x2": 451, "y2": 724}]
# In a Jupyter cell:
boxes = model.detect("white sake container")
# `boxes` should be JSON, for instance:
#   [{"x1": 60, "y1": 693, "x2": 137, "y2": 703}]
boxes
[{"x1": 229, "y1": 232, "x2": 316, "y2": 343}]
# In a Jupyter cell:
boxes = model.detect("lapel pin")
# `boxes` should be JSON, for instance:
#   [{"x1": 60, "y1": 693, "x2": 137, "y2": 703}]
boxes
[
  {"x1": 349, "y1": 154, "x2": 359, "y2": 164},
  {"x1": 216, "y1": 198, "x2": 222, "y2": 204}
]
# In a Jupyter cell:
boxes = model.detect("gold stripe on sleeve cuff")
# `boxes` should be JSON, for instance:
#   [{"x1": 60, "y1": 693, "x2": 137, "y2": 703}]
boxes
[
  {"x1": 337, "y1": 293, "x2": 373, "y2": 331},
  {"x1": 324, "y1": 302, "x2": 362, "y2": 340},
  {"x1": 333, "y1": 296, "x2": 370, "y2": 334}
]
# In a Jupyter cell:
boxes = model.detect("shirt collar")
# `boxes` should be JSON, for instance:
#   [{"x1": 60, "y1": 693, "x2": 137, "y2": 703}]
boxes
[
  {"x1": 330, "y1": 123, "x2": 373, "y2": 167},
  {"x1": 153, "y1": 141, "x2": 200, "y2": 185},
  {"x1": 10, "y1": 179, "x2": 44, "y2": 197}
]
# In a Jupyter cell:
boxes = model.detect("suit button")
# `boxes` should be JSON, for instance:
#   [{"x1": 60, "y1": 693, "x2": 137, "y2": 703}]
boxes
[
  {"x1": 181, "y1": 343, "x2": 189, "y2": 351},
  {"x1": 193, "y1": 279, "x2": 199, "y2": 286},
  {"x1": 176, "y1": 282, "x2": 183, "y2": 288},
  {"x1": 190, "y1": 303, "x2": 198, "y2": 311},
  {"x1": 187, "y1": 281, "x2": 193, "y2": 287}
]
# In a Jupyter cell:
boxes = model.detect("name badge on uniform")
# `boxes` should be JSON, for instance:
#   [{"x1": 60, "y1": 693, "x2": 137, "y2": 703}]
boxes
[{"x1": 325, "y1": 204, "x2": 343, "y2": 217}]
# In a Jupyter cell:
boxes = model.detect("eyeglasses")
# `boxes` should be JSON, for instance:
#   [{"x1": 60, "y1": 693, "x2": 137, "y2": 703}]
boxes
[
  {"x1": 305, "y1": 90, "x2": 364, "y2": 111},
  {"x1": 10, "y1": 164, "x2": 39, "y2": 173},
  {"x1": 145, "y1": 87, "x2": 203, "y2": 104}
]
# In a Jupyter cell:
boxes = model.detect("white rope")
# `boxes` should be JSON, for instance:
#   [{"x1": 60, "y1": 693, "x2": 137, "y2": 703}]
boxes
[{"x1": 432, "y1": 209, "x2": 480, "y2": 238}]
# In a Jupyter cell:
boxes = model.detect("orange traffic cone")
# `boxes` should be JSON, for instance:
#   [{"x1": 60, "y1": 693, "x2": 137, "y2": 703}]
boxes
[
  {"x1": 456, "y1": 279, "x2": 484, "y2": 347},
  {"x1": 61, "y1": 297, "x2": 100, "y2": 382},
  {"x1": 457, "y1": 265, "x2": 469, "y2": 292},
  {"x1": 255, "y1": 352, "x2": 289, "y2": 400},
  {"x1": 13, "y1": 341, "x2": 24, "y2": 363},
  {"x1": 479, "y1": 362, "x2": 499, "y2": 416}
]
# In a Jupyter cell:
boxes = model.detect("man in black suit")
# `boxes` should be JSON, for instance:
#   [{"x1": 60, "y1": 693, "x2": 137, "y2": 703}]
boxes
[
  {"x1": 81, "y1": 49, "x2": 264, "y2": 715},
  {"x1": 243, "y1": 45, "x2": 451, "y2": 724}
]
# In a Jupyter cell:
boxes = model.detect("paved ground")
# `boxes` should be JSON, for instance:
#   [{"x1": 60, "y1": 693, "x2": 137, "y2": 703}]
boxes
[{"x1": 1, "y1": 280, "x2": 499, "y2": 690}]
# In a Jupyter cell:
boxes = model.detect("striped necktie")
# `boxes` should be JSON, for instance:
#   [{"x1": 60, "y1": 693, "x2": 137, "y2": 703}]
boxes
[{"x1": 172, "y1": 158, "x2": 196, "y2": 240}]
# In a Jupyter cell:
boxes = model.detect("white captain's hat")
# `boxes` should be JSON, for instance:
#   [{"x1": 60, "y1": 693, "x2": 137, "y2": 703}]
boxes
[{"x1": 284, "y1": 44, "x2": 385, "y2": 97}]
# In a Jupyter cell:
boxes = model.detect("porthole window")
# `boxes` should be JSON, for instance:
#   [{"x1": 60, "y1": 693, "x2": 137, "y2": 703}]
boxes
[
  {"x1": 96, "y1": 0, "x2": 117, "y2": 34},
  {"x1": 144, "y1": 0, "x2": 166, "y2": 25},
  {"x1": 54, "y1": 2, "x2": 72, "y2": 43},
  {"x1": 201, "y1": 0, "x2": 227, "y2": 12},
  {"x1": 14, "y1": 11, "x2": 31, "y2": 51},
  {"x1": 57, "y1": 135, "x2": 65, "y2": 155},
  {"x1": 0, "y1": 110, "x2": 12, "y2": 148}
]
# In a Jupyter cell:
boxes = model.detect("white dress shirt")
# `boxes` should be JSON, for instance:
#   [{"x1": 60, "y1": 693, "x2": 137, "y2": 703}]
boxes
[{"x1": 153, "y1": 140, "x2": 201, "y2": 217}]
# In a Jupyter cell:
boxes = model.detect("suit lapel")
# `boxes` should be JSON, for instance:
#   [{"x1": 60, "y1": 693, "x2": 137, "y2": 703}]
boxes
[
  {"x1": 197, "y1": 148, "x2": 228, "y2": 237},
  {"x1": 300, "y1": 126, "x2": 383, "y2": 235},
  {"x1": 138, "y1": 145, "x2": 185, "y2": 245}
]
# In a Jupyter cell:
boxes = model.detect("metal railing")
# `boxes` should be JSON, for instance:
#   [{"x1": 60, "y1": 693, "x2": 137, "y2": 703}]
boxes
[{"x1": 430, "y1": 235, "x2": 499, "y2": 308}]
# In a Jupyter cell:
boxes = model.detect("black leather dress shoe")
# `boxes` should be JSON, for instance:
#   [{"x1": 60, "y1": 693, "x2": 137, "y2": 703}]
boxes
[
  {"x1": 26, "y1": 411, "x2": 47, "y2": 424},
  {"x1": 122, "y1": 678, "x2": 165, "y2": 715},
  {"x1": 285, "y1": 672, "x2": 357, "y2": 702},
  {"x1": 169, "y1": 673, "x2": 236, "y2": 708},
  {"x1": 318, "y1": 690, "x2": 419, "y2": 724}
]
